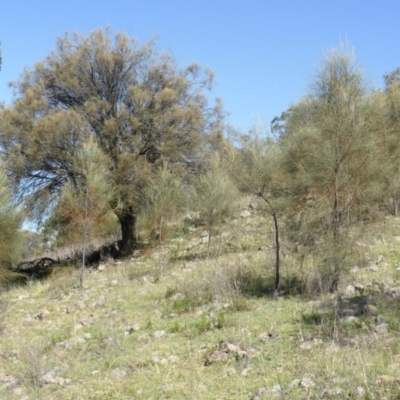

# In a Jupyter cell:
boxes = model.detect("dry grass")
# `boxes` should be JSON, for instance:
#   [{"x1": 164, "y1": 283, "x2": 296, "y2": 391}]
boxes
[{"x1": 1, "y1": 209, "x2": 400, "y2": 399}]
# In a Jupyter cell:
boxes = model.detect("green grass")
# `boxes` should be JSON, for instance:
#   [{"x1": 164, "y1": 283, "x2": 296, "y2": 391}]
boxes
[{"x1": 2, "y1": 210, "x2": 400, "y2": 398}]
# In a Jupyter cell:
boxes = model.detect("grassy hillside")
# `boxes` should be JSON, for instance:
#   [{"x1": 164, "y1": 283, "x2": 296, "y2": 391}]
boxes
[{"x1": 1, "y1": 201, "x2": 400, "y2": 399}]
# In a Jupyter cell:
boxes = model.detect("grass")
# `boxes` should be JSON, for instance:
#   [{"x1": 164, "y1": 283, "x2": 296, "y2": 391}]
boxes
[{"x1": 2, "y1": 209, "x2": 400, "y2": 398}]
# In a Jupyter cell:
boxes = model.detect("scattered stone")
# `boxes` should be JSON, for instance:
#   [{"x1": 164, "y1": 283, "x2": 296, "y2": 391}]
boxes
[
  {"x1": 240, "y1": 367, "x2": 251, "y2": 377},
  {"x1": 363, "y1": 304, "x2": 378, "y2": 315},
  {"x1": 289, "y1": 379, "x2": 301, "y2": 387},
  {"x1": 341, "y1": 316, "x2": 359, "y2": 325},
  {"x1": 111, "y1": 367, "x2": 128, "y2": 379},
  {"x1": 153, "y1": 330, "x2": 166, "y2": 339},
  {"x1": 354, "y1": 283, "x2": 364, "y2": 292},
  {"x1": 384, "y1": 286, "x2": 400, "y2": 300},
  {"x1": 1, "y1": 376, "x2": 20, "y2": 389},
  {"x1": 98, "y1": 264, "x2": 106, "y2": 271},
  {"x1": 252, "y1": 387, "x2": 268, "y2": 400},
  {"x1": 321, "y1": 387, "x2": 345, "y2": 396},
  {"x1": 365, "y1": 265, "x2": 379, "y2": 272},
  {"x1": 374, "y1": 315, "x2": 386, "y2": 324},
  {"x1": 125, "y1": 324, "x2": 140, "y2": 334},
  {"x1": 40, "y1": 367, "x2": 63, "y2": 385},
  {"x1": 223, "y1": 367, "x2": 236, "y2": 377},
  {"x1": 200, "y1": 231, "x2": 209, "y2": 238},
  {"x1": 353, "y1": 386, "x2": 365, "y2": 397},
  {"x1": 374, "y1": 323, "x2": 389, "y2": 334},
  {"x1": 299, "y1": 377, "x2": 315, "y2": 388},
  {"x1": 92, "y1": 295, "x2": 106, "y2": 308},
  {"x1": 239, "y1": 210, "x2": 251, "y2": 218},
  {"x1": 344, "y1": 285, "x2": 356, "y2": 296},
  {"x1": 167, "y1": 355, "x2": 180, "y2": 364},
  {"x1": 299, "y1": 340, "x2": 320, "y2": 350},
  {"x1": 377, "y1": 375, "x2": 396, "y2": 384},
  {"x1": 350, "y1": 266, "x2": 360, "y2": 273},
  {"x1": 200, "y1": 236, "x2": 209, "y2": 244},
  {"x1": 258, "y1": 332, "x2": 274, "y2": 341},
  {"x1": 111, "y1": 280, "x2": 118, "y2": 286},
  {"x1": 35, "y1": 309, "x2": 51, "y2": 321},
  {"x1": 204, "y1": 350, "x2": 229, "y2": 365}
]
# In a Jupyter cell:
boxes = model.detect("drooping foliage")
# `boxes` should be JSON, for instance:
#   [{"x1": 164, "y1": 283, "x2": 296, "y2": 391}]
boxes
[{"x1": 0, "y1": 28, "x2": 223, "y2": 256}]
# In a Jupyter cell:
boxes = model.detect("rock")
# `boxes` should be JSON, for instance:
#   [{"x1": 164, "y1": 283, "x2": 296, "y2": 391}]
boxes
[
  {"x1": 258, "y1": 332, "x2": 274, "y2": 341},
  {"x1": 340, "y1": 316, "x2": 359, "y2": 324},
  {"x1": 353, "y1": 386, "x2": 365, "y2": 397},
  {"x1": 365, "y1": 265, "x2": 379, "y2": 272},
  {"x1": 204, "y1": 350, "x2": 228, "y2": 365},
  {"x1": 363, "y1": 304, "x2": 378, "y2": 315},
  {"x1": 344, "y1": 285, "x2": 356, "y2": 296},
  {"x1": 224, "y1": 367, "x2": 237, "y2": 377},
  {"x1": 374, "y1": 315, "x2": 386, "y2": 324},
  {"x1": 35, "y1": 309, "x2": 51, "y2": 321},
  {"x1": 167, "y1": 355, "x2": 179, "y2": 364},
  {"x1": 200, "y1": 236, "x2": 209, "y2": 244},
  {"x1": 98, "y1": 264, "x2": 106, "y2": 271},
  {"x1": 374, "y1": 323, "x2": 389, "y2": 334},
  {"x1": 92, "y1": 295, "x2": 106, "y2": 308},
  {"x1": 153, "y1": 330, "x2": 166, "y2": 339},
  {"x1": 244, "y1": 344, "x2": 260, "y2": 358},
  {"x1": 200, "y1": 231, "x2": 209, "y2": 238},
  {"x1": 354, "y1": 283, "x2": 364, "y2": 292},
  {"x1": 252, "y1": 387, "x2": 268, "y2": 400},
  {"x1": 384, "y1": 286, "x2": 400, "y2": 300},
  {"x1": 111, "y1": 367, "x2": 128, "y2": 379},
  {"x1": 299, "y1": 377, "x2": 315, "y2": 388},
  {"x1": 240, "y1": 210, "x2": 251, "y2": 218},
  {"x1": 299, "y1": 341, "x2": 320, "y2": 350},
  {"x1": 125, "y1": 324, "x2": 140, "y2": 334}
]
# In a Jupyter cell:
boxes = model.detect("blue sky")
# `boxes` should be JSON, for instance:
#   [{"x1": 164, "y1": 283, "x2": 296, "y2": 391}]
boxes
[{"x1": 1, "y1": 0, "x2": 400, "y2": 132}]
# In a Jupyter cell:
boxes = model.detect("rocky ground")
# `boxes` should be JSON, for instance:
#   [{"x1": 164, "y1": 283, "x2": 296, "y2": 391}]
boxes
[{"x1": 1, "y1": 205, "x2": 400, "y2": 399}]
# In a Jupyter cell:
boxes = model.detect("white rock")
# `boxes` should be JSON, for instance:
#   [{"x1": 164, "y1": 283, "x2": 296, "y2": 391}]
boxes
[
  {"x1": 153, "y1": 330, "x2": 166, "y2": 339},
  {"x1": 240, "y1": 210, "x2": 251, "y2": 218}
]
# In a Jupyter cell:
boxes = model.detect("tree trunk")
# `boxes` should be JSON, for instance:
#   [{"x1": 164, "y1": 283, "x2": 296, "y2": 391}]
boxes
[
  {"x1": 118, "y1": 206, "x2": 137, "y2": 257},
  {"x1": 272, "y1": 213, "x2": 280, "y2": 293}
]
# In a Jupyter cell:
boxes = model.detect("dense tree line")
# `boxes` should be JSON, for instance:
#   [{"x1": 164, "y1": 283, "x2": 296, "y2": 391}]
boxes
[{"x1": 0, "y1": 30, "x2": 399, "y2": 293}]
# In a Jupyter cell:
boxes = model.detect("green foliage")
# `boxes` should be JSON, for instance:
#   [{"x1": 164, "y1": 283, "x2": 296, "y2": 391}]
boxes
[
  {"x1": 51, "y1": 137, "x2": 118, "y2": 245},
  {"x1": 193, "y1": 155, "x2": 239, "y2": 256},
  {"x1": 279, "y1": 44, "x2": 383, "y2": 292},
  {"x1": 0, "y1": 165, "x2": 24, "y2": 286},
  {"x1": 139, "y1": 167, "x2": 186, "y2": 241},
  {"x1": 0, "y1": 28, "x2": 222, "y2": 256}
]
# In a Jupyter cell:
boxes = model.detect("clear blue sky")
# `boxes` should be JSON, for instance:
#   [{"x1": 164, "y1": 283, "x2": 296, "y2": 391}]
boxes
[{"x1": 1, "y1": 0, "x2": 399, "y2": 132}]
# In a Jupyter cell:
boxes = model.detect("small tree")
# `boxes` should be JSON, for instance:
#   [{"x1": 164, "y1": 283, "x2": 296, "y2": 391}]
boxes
[
  {"x1": 193, "y1": 155, "x2": 239, "y2": 258},
  {"x1": 139, "y1": 166, "x2": 186, "y2": 274},
  {"x1": 279, "y1": 45, "x2": 382, "y2": 292},
  {"x1": 51, "y1": 137, "x2": 117, "y2": 289},
  {"x1": 0, "y1": 165, "x2": 24, "y2": 287},
  {"x1": 227, "y1": 125, "x2": 286, "y2": 293}
]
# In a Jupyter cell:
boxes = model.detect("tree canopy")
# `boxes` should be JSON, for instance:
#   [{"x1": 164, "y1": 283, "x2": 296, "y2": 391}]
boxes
[{"x1": 0, "y1": 28, "x2": 223, "y2": 256}]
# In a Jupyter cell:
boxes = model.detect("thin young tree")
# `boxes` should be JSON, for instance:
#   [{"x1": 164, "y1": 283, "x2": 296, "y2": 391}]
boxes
[
  {"x1": 0, "y1": 165, "x2": 24, "y2": 287},
  {"x1": 51, "y1": 137, "x2": 117, "y2": 289},
  {"x1": 193, "y1": 155, "x2": 239, "y2": 259},
  {"x1": 0, "y1": 28, "x2": 223, "y2": 257},
  {"x1": 140, "y1": 166, "x2": 186, "y2": 274},
  {"x1": 227, "y1": 125, "x2": 286, "y2": 293}
]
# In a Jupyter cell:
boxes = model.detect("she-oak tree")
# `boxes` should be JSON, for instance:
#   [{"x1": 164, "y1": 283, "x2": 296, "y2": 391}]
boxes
[{"x1": 0, "y1": 28, "x2": 223, "y2": 256}]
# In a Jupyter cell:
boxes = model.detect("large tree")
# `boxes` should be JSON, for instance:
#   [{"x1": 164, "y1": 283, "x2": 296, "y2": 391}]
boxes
[{"x1": 0, "y1": 28, "x2": 223, "y2": 256}]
